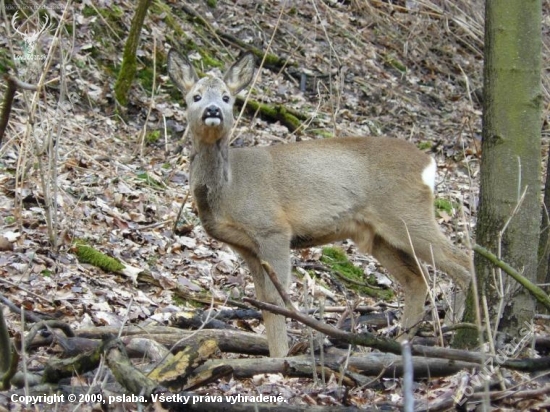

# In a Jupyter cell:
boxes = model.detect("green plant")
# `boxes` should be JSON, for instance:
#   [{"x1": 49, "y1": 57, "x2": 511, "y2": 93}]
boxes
[
  {"x1": 136, "y1": 172, "x2": 165, "y2": 189},
  {"x1": 145, "y1": 130, "x2": 161, "y2": 144}
]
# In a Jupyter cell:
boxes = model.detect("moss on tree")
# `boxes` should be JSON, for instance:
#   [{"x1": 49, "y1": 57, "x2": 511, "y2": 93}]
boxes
[
  {"x1": 236, "y1": 97, "x2": 303, "y2": 132},
  {"x1": 114, "y1": 0, "x2": 153, "y2": 106}
]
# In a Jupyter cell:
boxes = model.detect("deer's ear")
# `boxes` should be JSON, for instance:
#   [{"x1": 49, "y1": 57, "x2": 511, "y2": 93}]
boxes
[
  {"x1": 223, "y1": 53, "x2": 255, "y2": 95},
  {"x1": 168, "y1": 49, "x2": 199, "y2": 93}
]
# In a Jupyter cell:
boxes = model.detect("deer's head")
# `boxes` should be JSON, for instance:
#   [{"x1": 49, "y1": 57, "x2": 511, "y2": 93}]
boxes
[{"x1": 168, "y1": 51, "x2": 255, "y2": 145}]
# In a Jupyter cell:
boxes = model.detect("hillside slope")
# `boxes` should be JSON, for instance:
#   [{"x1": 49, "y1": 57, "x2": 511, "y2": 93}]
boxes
[{"x1": 0, "y1": 0, "x2": 549, "y2": 409}]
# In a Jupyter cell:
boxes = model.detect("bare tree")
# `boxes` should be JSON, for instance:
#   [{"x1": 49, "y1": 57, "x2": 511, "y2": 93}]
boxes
[{"x1": 456, "y1": 0, "x2": 543, "y2": 347}]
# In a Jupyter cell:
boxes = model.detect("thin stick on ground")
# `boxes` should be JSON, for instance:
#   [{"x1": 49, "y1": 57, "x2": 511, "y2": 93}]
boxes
[{"x1": 401, "y1": 340, "x2": 414, "y2": 412}]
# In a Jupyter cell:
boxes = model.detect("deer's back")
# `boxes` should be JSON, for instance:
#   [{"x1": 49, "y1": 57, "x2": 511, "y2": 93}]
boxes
[{"x1": 222, "y1": 136, "x2": 435, "y2": 248}]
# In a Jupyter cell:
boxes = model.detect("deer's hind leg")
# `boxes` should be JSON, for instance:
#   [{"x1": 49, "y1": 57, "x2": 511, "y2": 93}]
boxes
[
  {"x1": 373, "y1": 207, "x2": 472, "y2": 293},
  {"x1": 370, "y1": 235, "x2": 428, "y2": 339},
  {"x1": 382, "y1": 217, "x2": 472, "y2": 325}
]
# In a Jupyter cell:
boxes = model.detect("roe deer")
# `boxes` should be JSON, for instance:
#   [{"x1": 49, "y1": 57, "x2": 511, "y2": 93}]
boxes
[{"x1": 167, "y1": 50, "x2": 472, "y2": 358}]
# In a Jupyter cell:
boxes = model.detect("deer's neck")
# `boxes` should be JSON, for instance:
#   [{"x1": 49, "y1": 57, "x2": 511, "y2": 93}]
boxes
[{"x1": 190, "y1": 136, "x2": 230, "y2": 217}]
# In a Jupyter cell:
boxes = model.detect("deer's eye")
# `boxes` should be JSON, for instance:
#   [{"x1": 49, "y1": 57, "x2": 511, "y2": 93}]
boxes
[
  {"x1": 222, "y1": 95, "x2": 230, "y2": 103},
  {"x1": 193, "y1": 94, "x2": 201, "y2": 102}
]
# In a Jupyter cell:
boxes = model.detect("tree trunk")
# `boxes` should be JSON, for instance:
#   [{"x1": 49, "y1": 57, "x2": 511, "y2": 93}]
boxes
[
  {"x1": 456, "y1": 0, "x2": 543, "y2": 346},
  {"x1": 538, "y1": 151, "x2": 550, "y2": 288},
  {"x1": 114, "y1": 0, "x2": 152, "y2": 106}
]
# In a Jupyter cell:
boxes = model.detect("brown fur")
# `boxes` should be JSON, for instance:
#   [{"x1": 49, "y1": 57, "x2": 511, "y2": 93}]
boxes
[{"x1": 168, "y1": 50, "x2": 472, "y2": 357}]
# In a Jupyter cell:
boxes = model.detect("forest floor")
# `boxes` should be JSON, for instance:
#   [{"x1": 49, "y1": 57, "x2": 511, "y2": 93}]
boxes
[{"x1": 1, "y1": 0, "x2": 550, "y2": 410}]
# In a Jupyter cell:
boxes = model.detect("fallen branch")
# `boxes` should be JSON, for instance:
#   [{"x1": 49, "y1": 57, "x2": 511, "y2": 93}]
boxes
[
  {"x1": 147, "y1": 338, "x2": 222, "y2": 390},
  {"x1": 104, "y1": 338, "x2": 158, "y2": 397},
  {"x1": 25, "y1": 320, "x2": 75, "y2": 351},
  {"x1": 0, "y1": 293, "x2": 48, "y2": 323},
  {"x1": 137, "y1": 271, "x2": 250, "y2": 309},
  {"x1": 42, "y1": 340, "x2": 103, "y2": 383},
  {"x1": 73, "y1": 243, "x2": 245, "y2": 309},
  {"x1": 236, "y1": 96, "x2": 306, "y2": 132},
  {"x1": 245, "y1": 261, "x2": 402, "y2": 353},
  {"x1": 417, "y1": 382, "x2": 550, "y2": 412},
  {"x1": 75, "y1": 326, "x2": 269, "y2": 356},
  {"x1": 72, "y1": 243, "x2": 143, "y2": 285},
  {"x1": 194, "y1": 351, "x2": 478, "y2": 381},
  {"x1": 247, "y1": 261, "x2": 550, "y2": 373}
]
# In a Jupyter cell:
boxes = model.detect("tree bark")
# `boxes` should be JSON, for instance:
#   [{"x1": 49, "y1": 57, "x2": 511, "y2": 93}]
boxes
[
  {"x1": 114, "y1": 0, "x2": 152, "y2": 106},
  {"x1": 456, "y1": 0, "x2": 543, "y2": 346},
  {"x1": 538, "y1": 150, "x2": 550, "y2": 288}
]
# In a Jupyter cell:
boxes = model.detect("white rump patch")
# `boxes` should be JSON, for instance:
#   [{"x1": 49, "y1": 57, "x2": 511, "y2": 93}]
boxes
[
  {"x1": 421, "y1": 157, "x2": 437, "y2": 193},
  {"x1": 204, "y1": 118, "x2": 221, "y2": 126}
]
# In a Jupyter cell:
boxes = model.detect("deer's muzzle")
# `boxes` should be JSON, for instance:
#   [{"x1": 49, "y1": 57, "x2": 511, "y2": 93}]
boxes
[{"x1": 202, "y1": 105, "x2": 223, "y2": 126}]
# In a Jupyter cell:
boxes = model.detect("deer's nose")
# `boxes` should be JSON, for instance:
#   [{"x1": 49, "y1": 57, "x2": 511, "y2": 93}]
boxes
[
  {"x1": 203, "y1": 105, "x2": 221, "y2": 119},
  {"x1": 202, "y1": 105, "x2": 223, "y2": 127}
]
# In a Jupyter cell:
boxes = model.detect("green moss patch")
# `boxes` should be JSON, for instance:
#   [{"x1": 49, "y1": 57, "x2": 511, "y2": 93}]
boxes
[
  {"x1": 320, "y1": 246, "x2": 393, "y2": 300},
  {"x1": 74, "y1": 243, "x2": 125, "y2": 273},
  {"x1": 434, "y1": 198, "x2": 454, "y2": 215}
]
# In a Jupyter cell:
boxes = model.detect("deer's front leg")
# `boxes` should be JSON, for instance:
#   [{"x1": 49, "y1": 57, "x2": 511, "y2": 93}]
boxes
[{"x1": 241, "y1": 236, "x2": 291, "y2": 358}]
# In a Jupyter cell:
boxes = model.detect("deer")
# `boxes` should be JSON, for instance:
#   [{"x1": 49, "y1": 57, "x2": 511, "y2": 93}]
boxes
[{"x1": 167, "y1": 50, "x2": 472, "y2": 358}]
